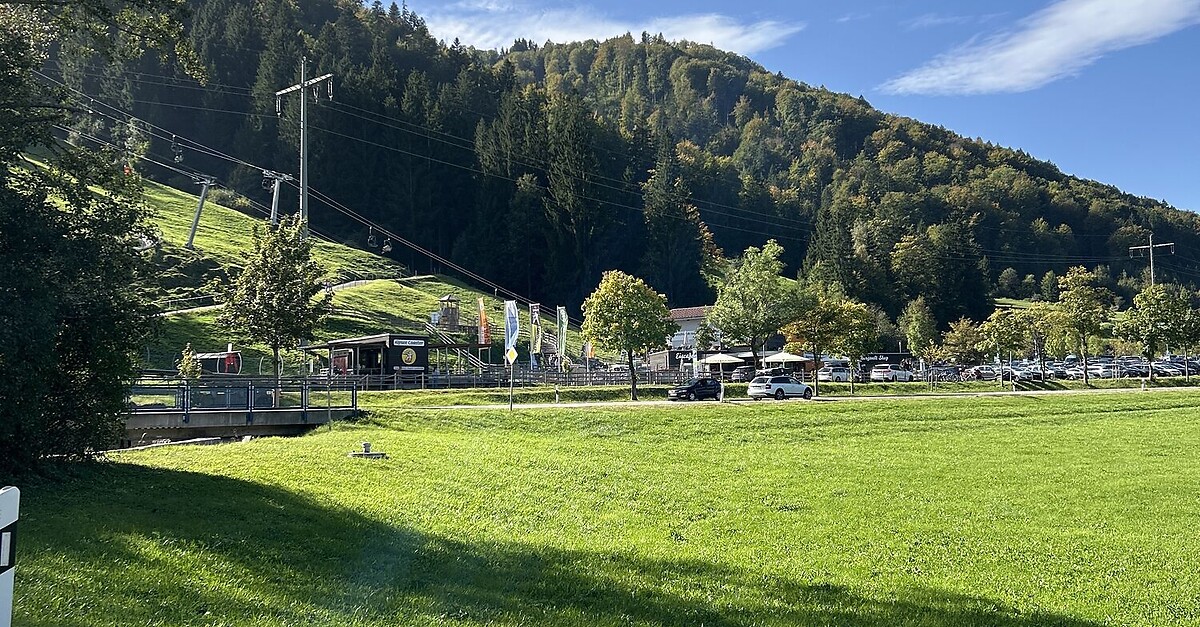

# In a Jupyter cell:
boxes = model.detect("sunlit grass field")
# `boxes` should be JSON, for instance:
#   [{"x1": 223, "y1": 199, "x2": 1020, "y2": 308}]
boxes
[{"x1": 14, "y1": 391, "x2": 1200, "y2": 626}]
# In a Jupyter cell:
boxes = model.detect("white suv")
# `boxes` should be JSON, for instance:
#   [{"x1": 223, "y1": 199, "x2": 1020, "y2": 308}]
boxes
[
  {"x1": 870, "y1": 364, "x2": 913, "y2": 382},
  {"x1": 817, "y1": 366, "x2": 850, "y2": 382}
]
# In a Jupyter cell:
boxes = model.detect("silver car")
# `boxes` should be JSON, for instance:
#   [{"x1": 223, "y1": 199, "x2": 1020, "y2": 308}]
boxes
[{"x1": 748, "y1": 376, "x2": 814, "y2": 400}]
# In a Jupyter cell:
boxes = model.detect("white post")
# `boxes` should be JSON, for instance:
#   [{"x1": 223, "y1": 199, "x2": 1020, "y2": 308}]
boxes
[
  {"x1": 0, "y1": 486, "x2": 20, "y2": 627},
  {"x1": 269, "y1": 177, "x2": 282, "y2": 226},
  {"x1": 184, "y1": 177, "x2": 215, "y2": 249}
]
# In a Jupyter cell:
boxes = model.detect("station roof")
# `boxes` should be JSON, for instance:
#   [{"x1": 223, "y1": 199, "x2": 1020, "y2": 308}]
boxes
[{"x1": 304, "y1": 333, "x2": 424, "y2": 351}]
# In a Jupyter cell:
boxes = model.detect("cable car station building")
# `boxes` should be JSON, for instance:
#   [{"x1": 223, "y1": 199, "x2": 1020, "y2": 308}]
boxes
[{"x1": 309, "y1": 333, "x2": 429, "y2": 377}]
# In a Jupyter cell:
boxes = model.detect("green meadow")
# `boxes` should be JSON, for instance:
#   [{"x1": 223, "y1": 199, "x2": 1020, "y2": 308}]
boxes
[{"x1": 13, "y1": 390, "x2": 1200, "y2": 626}]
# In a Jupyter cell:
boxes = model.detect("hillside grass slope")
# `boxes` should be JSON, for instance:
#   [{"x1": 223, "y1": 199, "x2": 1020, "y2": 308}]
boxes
[{"x1": 142, "y1": 178, "x2": 590, "y2": 370}]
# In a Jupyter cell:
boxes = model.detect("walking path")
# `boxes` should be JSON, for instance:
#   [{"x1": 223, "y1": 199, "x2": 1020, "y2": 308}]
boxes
[
  {"x1": 409, "y1": 385, "x2": 1199, "y2": 410},
  {"x1": 156, "y1": 277, "x2": 402, "y2": 316}
]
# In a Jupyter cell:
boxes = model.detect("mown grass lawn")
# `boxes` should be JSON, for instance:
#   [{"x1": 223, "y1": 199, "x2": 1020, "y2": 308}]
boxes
[{"x1": 13, "y1": 392, "x2": 1200, "y2": 626}]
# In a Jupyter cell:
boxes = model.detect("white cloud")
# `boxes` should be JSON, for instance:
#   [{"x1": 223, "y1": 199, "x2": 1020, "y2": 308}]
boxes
[
  {"x1": 836, "y1": 12, "x2": 871, "y2": 24},
  {"x1": 417, "y1": 3, "x2": 804, "y2": 55},
  {"x1": 902, "y1": 12, "x2": 1004, "y2": 30},
  {"x1": 882, "y1": 0, "x2": 1200, "y2": 95}
]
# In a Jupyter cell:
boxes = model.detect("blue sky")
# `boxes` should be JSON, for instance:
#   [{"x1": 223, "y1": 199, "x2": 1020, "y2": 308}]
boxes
[{"x1": 407, "y1": 0, "x2": 1200, "y2": 212}]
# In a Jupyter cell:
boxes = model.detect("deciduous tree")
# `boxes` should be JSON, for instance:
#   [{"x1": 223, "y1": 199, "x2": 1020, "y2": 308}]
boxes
[
  {"x1": 217, "y1": 215, "x2": 331, "y2": 380},
  {"x1": 1114, "y1": 284, "x2": 1189, "y2": 381},
  {"x1": 706, "y1": 240, "x2": 792, "y2": 368},
  {"x1": 898, "y1": 297, "x2": 938, "y2": 362},
  {"x1": 941, "y1": 317, "x2": 986, "y2": 366},
  {"x1": 831, "y1": 300, "x2": 880, "y2": 395},
  {"x1": 1056, "y1": 267, "x2": 1114, "y2": 385},
  {"x1": 176, "y1": 343, "x2": 203, "y2": 380},
  {"x1": 979, "y1": 308, "x2": 1026, "y2": 390},
  {"x1": 581, "y1": 270, "x2": 678, "y2": 400},
  {"x1": 783, "y1": 282, "x2": 844, "y2": 397}
]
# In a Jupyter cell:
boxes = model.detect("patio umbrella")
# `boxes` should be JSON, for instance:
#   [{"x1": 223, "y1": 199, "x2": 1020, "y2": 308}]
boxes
[
  {"x1": 699, "y1": 353, "x2": 744, "y2": 380},
  {"x1": 762, "y1": 351, "x2": 810, "y2": 364}
]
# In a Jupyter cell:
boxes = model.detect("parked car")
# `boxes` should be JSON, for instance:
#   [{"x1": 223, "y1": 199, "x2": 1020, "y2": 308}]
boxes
[
  {"x1": 964, "y1": 365, "x2": 998, "y2": 381},
  {"x1": 870, "y1": 364, "x2": 913, "y2": 382},
  {"x1": 1152, "y1": 363, "x2": 1182, "y2": 377},
  {"x1": 730, "y1": 365, "x2": 757, "y2": 382},
  {"x1": 747, "y1": 375, "x2": 813, "y2": 400},
  {"x1": 817, "y1": 366, "x2": 851, "y2": 382},
  {"x1": 667, "y1": 377, "x2": 722, "y2": 401},
  {"x1": 756, "y1": 367, "x2": 788, "y2": 377}
]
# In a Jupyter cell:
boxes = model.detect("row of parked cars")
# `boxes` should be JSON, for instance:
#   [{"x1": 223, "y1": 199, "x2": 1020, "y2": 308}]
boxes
[
  {"x1": 667, "y1": 375, "x2": 816, "y2": 401},
  {"x1": 924, "y1": 356, "x2": 1200, "y2": 381},
  {"x1": 670, "y1": 355, "x2": 1200, "y2": 402}
]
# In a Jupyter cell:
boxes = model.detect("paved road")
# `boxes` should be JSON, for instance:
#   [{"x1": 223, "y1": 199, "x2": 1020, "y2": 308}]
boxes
[{"x1": 408, "y1": 385, "x2": 1200, "y2": 410}]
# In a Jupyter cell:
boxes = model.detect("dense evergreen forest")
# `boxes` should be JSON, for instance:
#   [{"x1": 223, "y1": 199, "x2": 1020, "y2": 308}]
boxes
[{"x1": 48, "y1": 0, "x2": 1200, "y2": 324}]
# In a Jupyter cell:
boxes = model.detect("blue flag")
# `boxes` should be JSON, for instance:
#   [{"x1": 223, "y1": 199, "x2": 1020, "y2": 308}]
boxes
[{"x1": 504, "y1": 300, "x2": 520, "y2": 364}]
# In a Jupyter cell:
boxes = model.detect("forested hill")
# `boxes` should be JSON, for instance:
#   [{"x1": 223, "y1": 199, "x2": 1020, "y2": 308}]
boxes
[{"x1": 51, "y1": 0, "x2": 1200, "y2": 324}]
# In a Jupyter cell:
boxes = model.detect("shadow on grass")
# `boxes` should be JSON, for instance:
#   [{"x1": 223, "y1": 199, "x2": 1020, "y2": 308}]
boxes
[{"x1": 19, "y1": 462, "x2": 1102, "y2": 627}]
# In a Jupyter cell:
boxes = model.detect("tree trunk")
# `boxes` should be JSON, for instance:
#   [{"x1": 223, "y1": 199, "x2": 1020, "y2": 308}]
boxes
[
  {"x1": 1147, "y1": 351, "x2": 1155, "y2": 382},
  {"x1": 628, "y1": 352, "x2": 637, "y2": 401},
  {"x1": 1081, "y1": 337, "x2": 1090, "y2": 386},
  {"x1": 812, "y1": 343, "x2": 821, "y2": 397},
  {"x1": 849, "y1": 359, "x2": 856, "y2": 395}
]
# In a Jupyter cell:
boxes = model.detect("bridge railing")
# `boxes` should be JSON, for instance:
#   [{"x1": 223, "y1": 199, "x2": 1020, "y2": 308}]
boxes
[{"x1": 128, "y1": 378, "x2": 358, "y2": 413}]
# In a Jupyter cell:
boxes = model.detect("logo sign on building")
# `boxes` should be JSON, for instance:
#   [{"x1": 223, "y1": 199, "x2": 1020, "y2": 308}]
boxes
[
  {"x1": 504, "y1": 300, "x2": 520, "y2": 365},
  {"x1": 0, "y1": 486, "x2": 19, "y2": 627},
  {"x1": 389, "y1": 336, "x2": 429, "y2": 372},
  {"x1": 477, "y1": 298, "x2": 490, "y2": 345}
]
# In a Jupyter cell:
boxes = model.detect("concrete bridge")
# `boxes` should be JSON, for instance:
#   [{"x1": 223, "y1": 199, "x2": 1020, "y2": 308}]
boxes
[{"x1": 124, "y1": 378, "x2": 358, "y2": 446}]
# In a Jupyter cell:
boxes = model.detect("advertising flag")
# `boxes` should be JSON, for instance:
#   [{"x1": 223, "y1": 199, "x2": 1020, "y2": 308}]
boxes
[
  {"x1": 504, "y1": 300, "x2": 520, "y2": 364},
  {"x1": 556, "y1": 306, "x2": 568, "y2": 368},
  {"x1": 477, "y1": 298, "x2": 490, "y2": 345},
  {"x1": 530, "y1": 303, "x2": 542, "y2": 354}
]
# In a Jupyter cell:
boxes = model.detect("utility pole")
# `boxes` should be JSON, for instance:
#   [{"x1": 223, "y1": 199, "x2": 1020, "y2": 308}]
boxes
[
  {"x1": 1129, "y1": 233, "x2": 1175, "y2": 285},
  {"x1": 275, "y1": 56, "x2": 332, "y2": 240},
  {"x1": 184, "y1": 175, "x2": 217, "y2": 250},
  {"x1": 261, "y1": 170, "x2": 294, "y2": 226}
]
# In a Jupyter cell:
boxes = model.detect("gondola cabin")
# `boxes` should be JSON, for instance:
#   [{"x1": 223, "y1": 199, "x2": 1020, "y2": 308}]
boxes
[{"x1": 195, "y1": 345, "x2": 242, "y2": 375}]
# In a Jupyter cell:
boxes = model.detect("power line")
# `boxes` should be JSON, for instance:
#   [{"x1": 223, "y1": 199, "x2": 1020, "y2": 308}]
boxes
[
  {"x1": 48, "y1": 66, "x2": 1152, "y2": 304},
  {"x1": 51, "y1": 62, "x2": 1160, "y2": 253}
]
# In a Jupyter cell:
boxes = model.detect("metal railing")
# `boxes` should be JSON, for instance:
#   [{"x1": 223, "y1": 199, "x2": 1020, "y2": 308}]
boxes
[{"x1": 128, "y1": 377, "x2": 358, "y2": 414}]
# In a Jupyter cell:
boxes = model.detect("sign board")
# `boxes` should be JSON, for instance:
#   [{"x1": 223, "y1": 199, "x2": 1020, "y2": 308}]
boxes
[{"x1": 0, "y1": 486, "x2": 18, "y2": 627}]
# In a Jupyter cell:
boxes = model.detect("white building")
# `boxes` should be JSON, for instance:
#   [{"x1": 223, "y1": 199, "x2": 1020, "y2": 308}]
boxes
[{"x1": 668, "y1": 306, "x2": 712, "y2": 349}]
